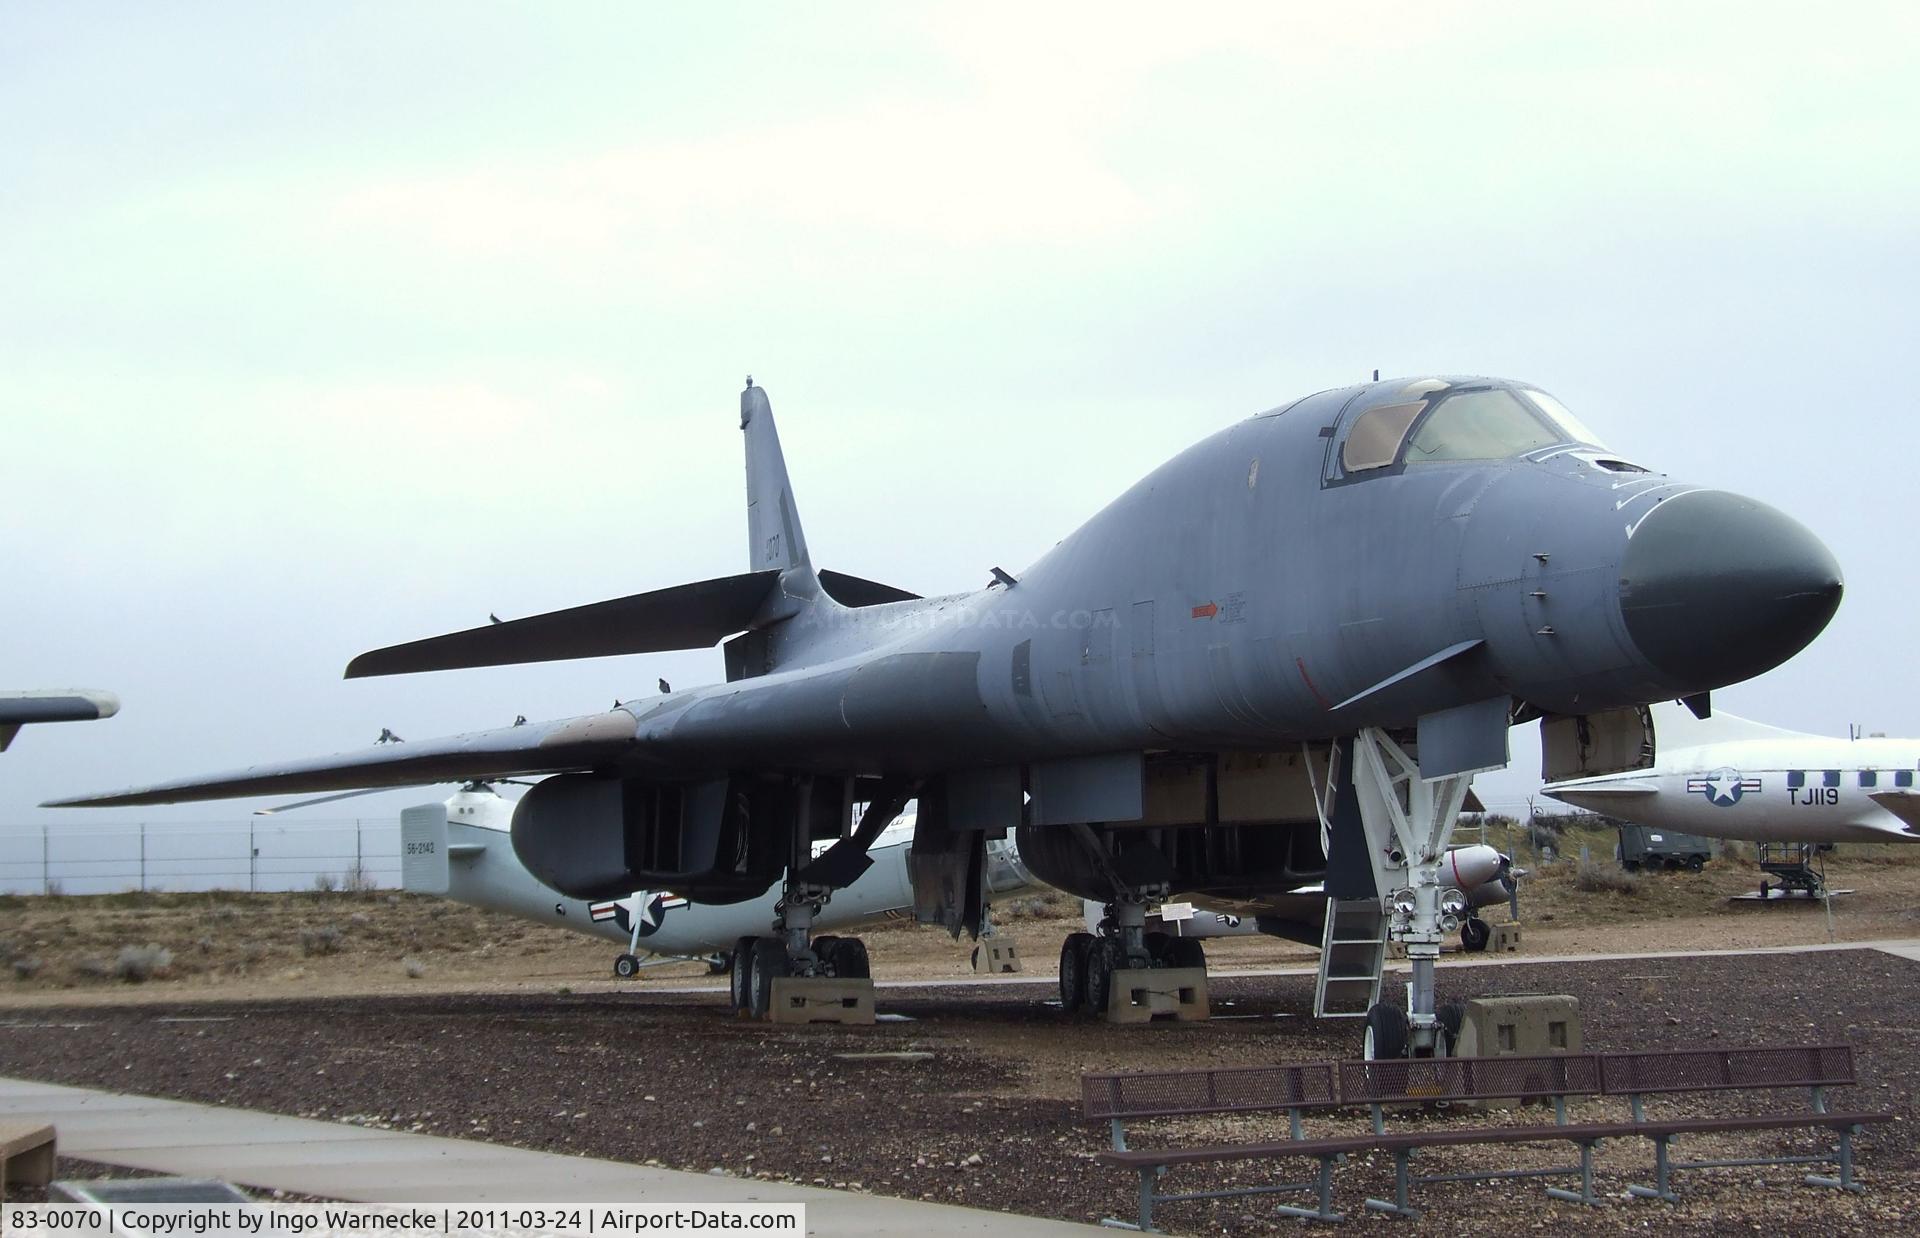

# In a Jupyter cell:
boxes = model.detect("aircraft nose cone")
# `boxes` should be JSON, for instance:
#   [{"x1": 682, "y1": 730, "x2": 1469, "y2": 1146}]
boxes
[{"x1": 1620, "y1": 490, "x2": 1842, "y2": 691}]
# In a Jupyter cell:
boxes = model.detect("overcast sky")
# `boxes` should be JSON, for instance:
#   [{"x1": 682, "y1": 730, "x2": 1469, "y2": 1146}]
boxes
[{"x1": 4, "y1": 2, "x2": 1916, "y2": 830}]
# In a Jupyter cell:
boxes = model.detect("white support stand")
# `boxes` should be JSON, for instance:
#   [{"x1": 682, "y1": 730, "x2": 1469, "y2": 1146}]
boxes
[{"x1": 1351, "y1": 728, "x2": 1477, "y2": 1054}]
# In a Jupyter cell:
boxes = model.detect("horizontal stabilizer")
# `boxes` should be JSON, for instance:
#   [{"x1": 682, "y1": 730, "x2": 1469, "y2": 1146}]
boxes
[
  {"x1": 345, "y1": 571, "x2": 780, "y2": 679},
  {"x1": 817, "y1": 570, "x2": 921, "y2": 608},
  {"x1": 0, "y1": 690, "x2": 119, "y2": 752},
  {"x1": 45, "y1": 711, "x2": 638, "y2": 808}
]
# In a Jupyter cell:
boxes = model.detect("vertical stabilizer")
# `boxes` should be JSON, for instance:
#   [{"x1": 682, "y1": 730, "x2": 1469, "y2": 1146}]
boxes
[{"x1": 742, "y1": 381, "x2": 812, "y2": 573}]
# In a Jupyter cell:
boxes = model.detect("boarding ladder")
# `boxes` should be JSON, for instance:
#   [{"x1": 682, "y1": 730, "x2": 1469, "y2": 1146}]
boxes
[{"x1": 1314, "y1": 898, "x2": 1387, "y2": 1017}]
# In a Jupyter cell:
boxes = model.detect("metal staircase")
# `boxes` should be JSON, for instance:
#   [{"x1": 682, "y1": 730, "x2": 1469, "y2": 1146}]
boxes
[{"x1": 1314, "y1": 897, "x2": 1387, "y2": 1017}]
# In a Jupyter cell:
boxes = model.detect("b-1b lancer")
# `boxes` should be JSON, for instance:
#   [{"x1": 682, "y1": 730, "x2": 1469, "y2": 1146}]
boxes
[{"x1": 55, "y1": 375, "x2": 1843, "y2": 1056}]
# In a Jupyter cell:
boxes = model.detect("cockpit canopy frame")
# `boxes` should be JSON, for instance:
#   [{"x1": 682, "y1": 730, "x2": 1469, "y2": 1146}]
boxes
[{"x1": 1321, "y1": 377, "x2": 1605, "y2": 486}]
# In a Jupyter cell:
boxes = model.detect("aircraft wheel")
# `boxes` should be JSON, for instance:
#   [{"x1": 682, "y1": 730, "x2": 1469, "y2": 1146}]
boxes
[
  {"x1": 1059, "y1": 932, "x2": 1094, "y2": 1012},
  {"x1": 1364, "y1": 1003, "x2": 1409, "y2": 1061},
  {"x1": 1460, "y1": 917, "x2": 1491, "y2": 953},
  {"x1": 613, "y1": 953, "x2": 640, "y2": 979},
  {"x1": 1143, "y1": 930, "x2": 1174, "y2": 964},
  {"x1": 748, "y1": 937, "x2": 790, "y2": 1018},
  {"x1": 1436, "y1": 1001, "x2": 1467, "y2": 1057},
  {"x1": 825, "y1": 936, "x2": 869, "y2": 979},
  {"x1": 1167, "y1": 936, "x2": 1206, "y2": 971},
  {"x1": 706, "y1": 954, "x2": 730, "y2": 976},
  {"x1": 1084, "y1": 938, "x2": 1123, "y2": 1016},
  {"x1": 729, "y1": 935, "x2": 758, "y2": 1012}
]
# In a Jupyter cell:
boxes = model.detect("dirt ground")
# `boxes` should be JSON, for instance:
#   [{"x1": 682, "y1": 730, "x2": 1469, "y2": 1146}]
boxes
[
  {"x1": 1, "y1": 840, "x2": 1915, "y2": 1003},
  {"x1": 2, "y1": 954, "x2": 1915, "y2": 1235},
  {"x1": 2, "y1": 845, "x2": 1917, "y2": 1234}
]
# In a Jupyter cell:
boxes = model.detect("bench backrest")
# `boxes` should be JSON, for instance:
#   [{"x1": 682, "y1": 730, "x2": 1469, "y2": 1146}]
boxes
[
  {"x1": 1597, "y1": 1044, "x2": 1855, "y2": 1096},
  {"x1": 1082, "y1": 1061, "x2": 1339, "y2": 1121},
  {"x1": 1337, "y1": 1053, "x2": 1603, "y2": 1106}
]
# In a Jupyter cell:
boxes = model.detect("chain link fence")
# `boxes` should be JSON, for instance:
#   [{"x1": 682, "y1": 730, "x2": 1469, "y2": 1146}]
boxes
[{"x1": 0, "y1": 819, "x2": 401, "y2": 895}]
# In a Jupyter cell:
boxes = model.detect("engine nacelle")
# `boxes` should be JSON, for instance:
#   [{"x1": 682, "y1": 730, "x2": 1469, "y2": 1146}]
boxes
[{"x1": 510, "y1": 772, "x2": 788, "y2": 904}]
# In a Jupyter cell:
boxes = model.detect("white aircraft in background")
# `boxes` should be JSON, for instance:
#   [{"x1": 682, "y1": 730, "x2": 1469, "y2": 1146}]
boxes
[
  {"x1": 400, "y1": 786, "x2": 1042, "y2": 978},
  {"x1": 1542, "y1": 701, "x2": 1920, "y2": 845},
  {"x1": 0, "y1": 690, "x2": 118, "y2": 751},
  {"x1": 1131, "y1": 843, "x2": 1517, "y2": 950}
]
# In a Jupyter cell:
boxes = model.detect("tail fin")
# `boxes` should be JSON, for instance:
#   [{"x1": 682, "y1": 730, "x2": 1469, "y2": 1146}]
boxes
[{"x1": 742, "y1": 381, "x2": 812, "y2": 573}]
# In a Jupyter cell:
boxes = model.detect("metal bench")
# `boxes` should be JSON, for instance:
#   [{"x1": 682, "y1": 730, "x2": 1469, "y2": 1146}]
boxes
[
  {"x1": 1336, "y1": 1053, "x2": 1610, "y2": 1216},
  {"x1": 1082, "y1": 1061, "x2": 1347, "y2": 1225},
  {"x1": 1085, "y1": 1045, "x2": 1892, "y2": 1228},
  {"x1": 1597, "y1": 1044, "x2": 1889, "y2": 1201}
]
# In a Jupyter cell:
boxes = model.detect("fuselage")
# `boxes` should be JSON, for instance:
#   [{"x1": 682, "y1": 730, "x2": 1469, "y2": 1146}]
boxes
[{"x1": 618, "y1": 376, "x2": 1841, "y2": 776}]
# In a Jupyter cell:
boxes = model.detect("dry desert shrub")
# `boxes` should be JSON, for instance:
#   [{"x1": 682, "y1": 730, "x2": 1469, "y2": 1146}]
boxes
[
  {"x1": 300, "y1": 925, "x2": 344, "y2": 956},
  {"x1": 114, "y1": 944, "x2": 173, "y2": 982},
  {"x1": 1574, "y1": 857, "x2": 1642, "y2": 896}
]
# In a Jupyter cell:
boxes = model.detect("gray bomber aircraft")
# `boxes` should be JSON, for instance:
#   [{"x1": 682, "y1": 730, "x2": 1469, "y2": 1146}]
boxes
[{"x1": 53, "y1": 376, "x2": 1843, "y2": 1056}]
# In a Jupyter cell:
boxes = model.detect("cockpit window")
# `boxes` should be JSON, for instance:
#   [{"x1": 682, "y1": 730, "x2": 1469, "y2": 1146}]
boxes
[
  {"x1": 1520, "y1": 388, "x2": 1607, "y2": 450},
  {"x1": 1341, "y1": 402, "x2": 1424, "y2": 472},
  {"x1": 1404, "y1": 388, "x2": 1564, "y2": 463}
]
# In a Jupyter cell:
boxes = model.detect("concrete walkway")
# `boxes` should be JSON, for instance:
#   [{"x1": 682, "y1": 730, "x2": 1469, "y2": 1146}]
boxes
[{"x1": 0, "y1": 1077, "x2": 1101, "y2": 1236}]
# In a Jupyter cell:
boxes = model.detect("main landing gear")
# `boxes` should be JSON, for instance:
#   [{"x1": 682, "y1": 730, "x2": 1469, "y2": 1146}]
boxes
[
  {"x1": 1057, "y1": 892, "x2": 1208, "y2": 1019},
  {"x1": 727, "y1": 928, "x2": 872, "y2": 1018},
  {"x1": 726, "y1": 778, "x2": 906, "y2": 1023}
]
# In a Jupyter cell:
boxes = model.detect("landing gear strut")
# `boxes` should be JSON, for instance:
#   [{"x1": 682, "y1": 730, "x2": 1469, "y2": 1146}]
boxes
[{"x1": 1351, "y1": 727, "x2": 1477, "y2": 1059}]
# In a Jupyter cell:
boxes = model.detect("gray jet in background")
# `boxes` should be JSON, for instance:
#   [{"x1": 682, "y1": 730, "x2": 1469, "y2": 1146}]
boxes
[{"x1": 54, "y1": 375, "x2": 1842, "y2": 1055}]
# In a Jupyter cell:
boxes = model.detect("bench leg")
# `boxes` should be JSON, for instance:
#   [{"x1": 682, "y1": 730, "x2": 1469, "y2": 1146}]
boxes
[
  {"x1": 1364, "y1": 1148, "x2": 1421, "y2": 1219},
  {"x1": 1274, "y1": 1155, "x2": 1344, "y2": 1223},
  {"x1": 1546, "y1": 1141, "x2": 1603, "y2": 1206},
  {"x1": 1806, "y1": 1126, "x2": 1865, "y2": 1193},
  {"x1": 1628, "y1": 1134, "x2": 1679, "y2": 1203},
  {"x1": 1098, "y1": 1167, "x2": 1162, "y2": 1231}
]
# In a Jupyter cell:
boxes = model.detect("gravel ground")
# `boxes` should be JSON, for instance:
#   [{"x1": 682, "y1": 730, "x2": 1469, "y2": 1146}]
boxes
[{"x1": 2, "y1": 950, "x2": 1914, "y2": 1234}]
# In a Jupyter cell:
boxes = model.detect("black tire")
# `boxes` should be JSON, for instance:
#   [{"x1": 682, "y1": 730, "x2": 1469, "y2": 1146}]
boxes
[
  {"x1": 706, "y1": 954, "x2": 730, "y2": 976},
  {"x1": 1059, "y1": 932, "x2": 1094, "y2": 1012},
  {"x1": 748, "y1": 937, "x2": 790, "y2": 1018},
  {"x1": 613, "y1": 953, "x2": 640, "y2": 979},
  {"x1": 1144, "y1": 931, "x2": 1174, "y2": 964},
  {"x1": 1085, "y1": 938, "x2": 1123, "y2": 1016},
  {"x1": 1622, "y1": 860, "x2": 1641, "y2": 873},
  {"x1": 1167, "y1": 936, "x2": 1206, "y2": 971},
  {"x1": 1436, "y1": 1001, "x2": 1467, "y2": 1057},
  {"x1": 1364, "y1": 1003, "x2": 1409, "y2": 1061},
  {"x1": 729, "y1": 935, "x2": 758, "y2": 1013},
  {"x1": 1687, "y1": 855, "x2": 1706, "y2": 872},
  {"x1": 1460, "y1": 917, "x2": 1491, "y2": 953},
  {"x1": 826, "y1": 936, "x2": 870, "y2": 980},
  {"x1": 812, "y1": 934, "x2": 842, "y2": 961}
]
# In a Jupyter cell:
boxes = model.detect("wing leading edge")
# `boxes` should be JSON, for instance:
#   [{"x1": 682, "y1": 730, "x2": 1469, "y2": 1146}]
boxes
[{"x1": 44, "y1": 711, "x2": 640, "y2": 808}]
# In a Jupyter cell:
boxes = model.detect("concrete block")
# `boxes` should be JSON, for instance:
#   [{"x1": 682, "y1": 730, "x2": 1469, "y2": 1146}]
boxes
[
  {"x1": 1, "y1": 1121, "x2": 57, "y2": 1197},
  {"x1": 1456, "y1": 994, "x2": 1581, "y2": 1059},
  {"x1": 1491, "y1": 922, "x2": 1522, "y2": 952},
  {"x1": 972, "y1": 941, "x2": 1023, "y2": 974},
  {"x1": 1104, "y1": 967, "x2": 1209, "y2": 1023},
  {"x1": 767, "y1": 976, "x2": 875, "y2": 1025}
]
